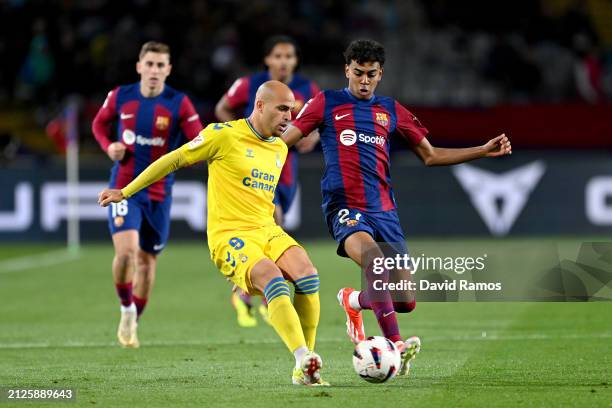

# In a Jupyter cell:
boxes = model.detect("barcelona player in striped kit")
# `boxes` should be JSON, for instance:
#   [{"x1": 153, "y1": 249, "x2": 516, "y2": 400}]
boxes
[
  {"x1": 92, "y1": 41, "x2": 203, "y2": 347},
  {"x1": 216, "y1": 35, "x2": 320, "y2": 327},
  {"x1": 284, "y1": 39, "x2": 512, "y2": 375}
]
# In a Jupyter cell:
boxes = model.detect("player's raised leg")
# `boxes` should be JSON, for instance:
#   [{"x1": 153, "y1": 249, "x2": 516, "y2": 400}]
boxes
[
  {"x1": 343, "y1": 231, "x2": 402, "y2": 345},
  {"x1": 345, "y1": 234, "x2": 421, "y2": 375},
  {"x1": 337, "y1": 287, "x2": 365, "y2": 344},
  {"x1": 133, "y1": 250, "x2": 156, "y2": 321},
  {"x1": 111, "y1": 230, "x2": 140, "y2": 348}
]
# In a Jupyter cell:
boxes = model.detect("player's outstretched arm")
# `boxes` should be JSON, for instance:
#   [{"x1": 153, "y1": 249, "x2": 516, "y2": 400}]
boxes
[
  {"x1": 97, "y1": 148, "x2": 189, "y2": 207},
  {"x1": 281, "y1": 125, "x2": 305, "y2": 147},
  {"x1": 413, "y1": 134, "x2": 512, "y2": 166}
]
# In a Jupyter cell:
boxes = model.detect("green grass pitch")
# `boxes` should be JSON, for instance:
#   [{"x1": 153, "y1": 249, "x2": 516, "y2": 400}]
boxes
[{"x1": 0, "y1": 240, "x2": 610, "y2": 407}]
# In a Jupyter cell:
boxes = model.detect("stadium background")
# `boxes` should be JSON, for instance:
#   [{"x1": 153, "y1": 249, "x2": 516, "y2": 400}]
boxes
[
  {"x1": 1, "y1": 0, "x2": 612, "y2": 241},
  {"x1": 1, "y1": 1, "x2": 611, "y2": 406}
]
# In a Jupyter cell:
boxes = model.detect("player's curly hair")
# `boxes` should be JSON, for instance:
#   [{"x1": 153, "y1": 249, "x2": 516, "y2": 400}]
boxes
[{"x1": 343, "y1": 39, "x2": 385, "y2": 66}]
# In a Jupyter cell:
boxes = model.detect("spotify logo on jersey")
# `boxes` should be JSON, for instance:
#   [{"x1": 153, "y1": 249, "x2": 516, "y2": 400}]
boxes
[
  {"x1": 339, "y1": 129, "x2": 386, "y2": 147},
  {"x1": 339, "y1": 129, "x2": 357, "y2": 146}
]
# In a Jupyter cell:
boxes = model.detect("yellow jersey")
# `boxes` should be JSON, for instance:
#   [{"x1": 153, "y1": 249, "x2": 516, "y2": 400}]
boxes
[
  {"x1": 181, "y1": 119, "x2": 287, "y2": 238},
  {"x1": 120, "y1": 118, "x2": 287, "y2": 240}
]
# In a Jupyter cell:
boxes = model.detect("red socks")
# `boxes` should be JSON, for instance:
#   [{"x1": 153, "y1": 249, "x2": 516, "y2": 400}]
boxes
[
  {"x1": 133, "y1": 295, "x2": 148, "y2": 319},
  {"x1": 115, "y1": 282, "x2": 133, "y2": 307}
]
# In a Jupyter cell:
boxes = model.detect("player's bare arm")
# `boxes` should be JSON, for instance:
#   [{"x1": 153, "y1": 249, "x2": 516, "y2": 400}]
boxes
[
  {"x1": 214, "y1": 95, "x2": 238, "y2": 122},
  {"x1": 413, "y1": 134, "x2": 512, "y2": 166},
  {"x1": 281, "y1": 124, "x2": 304, "y2": 147},
  {"x1": 295, "y1": 129, "x2": 320, "y2": 153}
]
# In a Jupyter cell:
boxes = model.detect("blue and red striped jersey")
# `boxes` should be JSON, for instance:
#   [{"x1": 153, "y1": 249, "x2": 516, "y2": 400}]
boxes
[
  {"x1": 225, "y1": 71, "x2": 319, "y2": 117},
  {"x1": 92, "y1": 83, "x2": 203, "y2": 202},
  {"x1": 292, "y1": 88, "x2": 429, "y2": 214},
  {"x1": 224, "y1": 72, "x2": 319, "y2": 187}
]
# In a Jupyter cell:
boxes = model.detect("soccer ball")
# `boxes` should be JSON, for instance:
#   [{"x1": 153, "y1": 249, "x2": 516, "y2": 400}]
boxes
[{"x1": 352, "y1": 336, "x2": 401, "y2": 383}]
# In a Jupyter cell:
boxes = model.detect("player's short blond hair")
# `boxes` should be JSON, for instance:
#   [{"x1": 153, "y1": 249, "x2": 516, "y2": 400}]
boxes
[{"x1": 139, "y1": 41, "x2": 170, "y2": 60}]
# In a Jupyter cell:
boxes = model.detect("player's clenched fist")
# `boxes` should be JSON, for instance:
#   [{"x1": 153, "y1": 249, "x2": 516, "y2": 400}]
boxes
[
  {"x1": 98, "y1": 188, "x2": 125, "y2": 207},
  {"x1": 483, "y1": 133, "x2": 512, "y2": 157},
  {"x1": 107, "y1": 142, "x2": 127, "y2": 161}
]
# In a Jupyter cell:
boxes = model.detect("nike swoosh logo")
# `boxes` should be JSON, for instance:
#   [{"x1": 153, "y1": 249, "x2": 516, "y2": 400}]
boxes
[
  {"x1": 383, "y1": 311, "x2": 395, "y2": 318},
  {"x1": 335, "y1": 113, "x2": 350, "y2": 120},
  {"x1": 120, "y1": 113, "x2": 134, "y2": 120},
  {"x1": 187, "y1": 114, "x2": 199, "y2": 122},
  {"x1": 153, "y1": 244, "x2": 165, "y2": 251}
]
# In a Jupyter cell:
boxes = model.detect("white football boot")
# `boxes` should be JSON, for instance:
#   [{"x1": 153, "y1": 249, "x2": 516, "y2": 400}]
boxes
[
  {"x1": 117, "y1": 306, "x2": 139, "y2": 348},
  {"x1": 396, "y1": 336, "x2": 421, "y2": 376},
  {"x1": 292, "y1": 351, "x2": 330, "y2": 386}
]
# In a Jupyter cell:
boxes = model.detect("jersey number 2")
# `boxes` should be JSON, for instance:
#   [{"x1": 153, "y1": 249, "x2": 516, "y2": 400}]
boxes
[{"x1": 338, "y1": 208, "x2": 362, "y2": 224}]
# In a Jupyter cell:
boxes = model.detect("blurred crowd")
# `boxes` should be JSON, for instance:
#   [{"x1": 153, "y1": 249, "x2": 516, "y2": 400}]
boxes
[
  {"x1": 392, "y1": 0, "x2": 612, "y2": 106},
  {"x1": 0, "y1": 0, "x2": 611, "y2": 158},
  {"x1": 0, "y1": 0, "x2": 351, "y2": 111}
]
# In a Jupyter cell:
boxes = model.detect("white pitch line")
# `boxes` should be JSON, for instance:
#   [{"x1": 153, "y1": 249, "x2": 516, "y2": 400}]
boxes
[
  {"x1": 1, "y1": 332, "x2": 611, "y2": 350},
  {"x1": 0, "y1": 338, "x2": 303, "y2": 350},
  {"x1": 0, "y1": 249, "x2": 80, "y2": 274},
  {"x1": 444, "y1": 332, "x2": 612, "y2": 341}
]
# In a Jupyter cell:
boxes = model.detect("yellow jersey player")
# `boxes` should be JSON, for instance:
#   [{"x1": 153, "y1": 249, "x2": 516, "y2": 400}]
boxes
[{"x1": 98, "y1": 81, "x2": 328, "y2": 386}]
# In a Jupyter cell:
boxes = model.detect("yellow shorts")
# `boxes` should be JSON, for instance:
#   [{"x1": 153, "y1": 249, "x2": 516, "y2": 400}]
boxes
[{"x1": 210, "y1": 225, "x2": 301, "y2": 295}]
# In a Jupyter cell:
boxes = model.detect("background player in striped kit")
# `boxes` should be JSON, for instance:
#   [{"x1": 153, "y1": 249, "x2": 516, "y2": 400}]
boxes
[
  {"x1": 215, "y1": 35, "x2": 320, "y2": 327},
  {"x1": 92, "y1": 41, "x2": 203, "y2": 348},
  {"x1": 283, "y1": 39, "x2": 512, "y2": 375}
]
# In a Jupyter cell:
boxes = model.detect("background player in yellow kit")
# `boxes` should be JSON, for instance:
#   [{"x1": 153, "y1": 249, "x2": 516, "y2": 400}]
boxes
[{"x1": 98, "y1": 80, "x2": 327, "y2": 386}]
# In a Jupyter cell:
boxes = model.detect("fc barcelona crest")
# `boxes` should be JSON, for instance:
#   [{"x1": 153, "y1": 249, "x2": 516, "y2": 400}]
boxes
[
  {"x1": 156, "y1": 116, "x2": 170, "y2": 130},
  {"x1": 375, "y1": 112, "x2": 388, "y2": 127},
  {"x1": 114, "y1": 216, "x2": 124, "y2": 227}
]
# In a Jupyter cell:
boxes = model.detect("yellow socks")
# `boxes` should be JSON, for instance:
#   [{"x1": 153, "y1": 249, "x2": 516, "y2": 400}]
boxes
[
  {"x1": 264, "y1": 277, "x2": 306, "y2": 352},
  {"x1": 293, "y1": 275, "x2": 321, "y2": 351}
]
